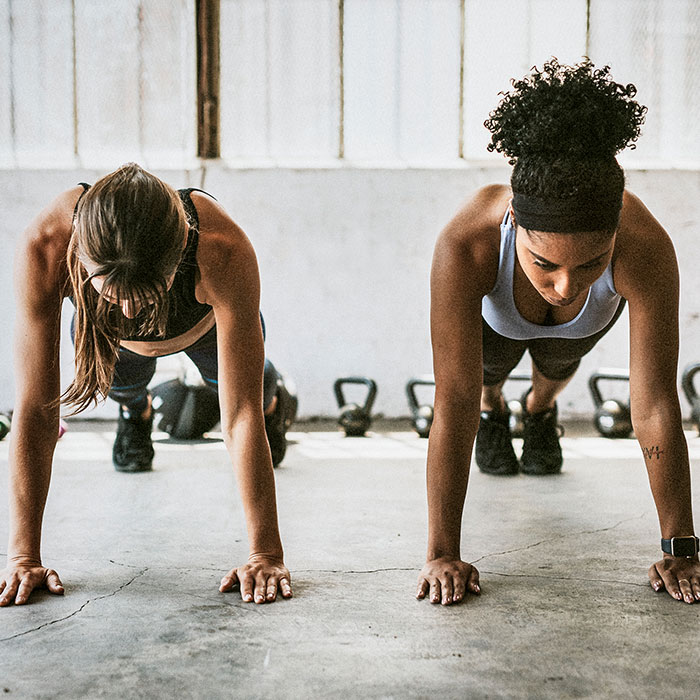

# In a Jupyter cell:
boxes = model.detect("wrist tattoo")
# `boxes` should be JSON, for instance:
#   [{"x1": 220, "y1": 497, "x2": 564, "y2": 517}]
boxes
[{"x1": 641, "y1": 445, "x2": 665, "y2": 460}]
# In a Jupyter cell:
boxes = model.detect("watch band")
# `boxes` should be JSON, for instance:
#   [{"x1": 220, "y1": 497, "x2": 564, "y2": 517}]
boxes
[{"x1": 661, "y1": 536, "x2": 699, "y2": 557}]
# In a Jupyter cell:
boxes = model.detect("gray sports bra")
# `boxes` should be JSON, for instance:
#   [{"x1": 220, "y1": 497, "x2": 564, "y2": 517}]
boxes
[{"x1": 481, "y1": 209, "x2": 623, "y2": 340}]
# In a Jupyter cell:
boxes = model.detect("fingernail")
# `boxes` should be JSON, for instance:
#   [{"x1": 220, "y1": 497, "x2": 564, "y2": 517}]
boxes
[{"x1": 244, "y1": 594, "x2": 252, "y2": 601}]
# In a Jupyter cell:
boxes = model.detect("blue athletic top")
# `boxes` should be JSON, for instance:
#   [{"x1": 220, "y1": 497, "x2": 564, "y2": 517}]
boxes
[
  {"x1": 481, "y1": 209, "x2": 623, "y2": 340},
  {"x1": 73, "y1": 184, "x2": 213, "y2": 341}
]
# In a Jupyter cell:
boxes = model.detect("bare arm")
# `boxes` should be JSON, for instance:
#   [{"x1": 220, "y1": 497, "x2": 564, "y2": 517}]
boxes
[
  {"x1": 1, "y1": 191, "x2": 77, "y2": 605},
  {"x1": 417, "y1": 186, "x2": 506, "y2": 605},
  {"x1": 193, "y1": 195, "x2": 290, "y2": 604},
  {"x1": 615, "y1": 192, "x2": 698, "y2": 604}
]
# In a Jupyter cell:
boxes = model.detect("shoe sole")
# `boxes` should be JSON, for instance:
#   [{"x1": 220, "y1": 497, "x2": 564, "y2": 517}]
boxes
[
  {"x1": 520, "y1": 462, "x2": 562, "y2": 475},
  {"x1": 477, "y1": 464, "x2": 519, "y2": 476},
  {"x1": 113, "y1": 461, "x2": 153, "y2": 473}
]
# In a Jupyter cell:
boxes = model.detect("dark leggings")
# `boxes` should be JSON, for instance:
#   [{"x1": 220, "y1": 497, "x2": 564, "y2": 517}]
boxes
[
  {"x1": 482, "y1": 299, "x2": 626, "y2": 386},
  {"x1": 72, "y1": 315, "x2": 280, "y2": 413}
]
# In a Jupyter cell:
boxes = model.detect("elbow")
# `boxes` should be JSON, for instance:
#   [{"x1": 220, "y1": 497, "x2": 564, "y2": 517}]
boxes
[
  {"x1": 220, "y1": 403, "x2": 264, "y2": 447},
  {"x1": 630, "y1": 396, "x2": 683, "y2": 437},
  {"x1": 433, "y1": 391, "x2": 481, "y2": 438}
]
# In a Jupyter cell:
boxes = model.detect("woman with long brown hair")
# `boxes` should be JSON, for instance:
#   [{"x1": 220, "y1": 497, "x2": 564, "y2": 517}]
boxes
[{"x1": 1, "y1": 163, "x2": 293, "y2": 606}]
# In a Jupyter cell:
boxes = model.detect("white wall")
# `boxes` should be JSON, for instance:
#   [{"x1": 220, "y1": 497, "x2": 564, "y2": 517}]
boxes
[{"x1": 1, "y1": 164, "x2": 699, "y2": 422}]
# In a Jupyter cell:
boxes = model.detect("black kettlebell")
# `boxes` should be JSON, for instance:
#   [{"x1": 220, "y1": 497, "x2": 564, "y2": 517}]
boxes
[
  {"x1": 0, "y1": 412, "x2": 11, "y2": 441},
  {"x1": 504, "y1": 372, "x2": 531, "y2": 438},
  {"x1": 334, "y1": 377, "x2": 377, "y2": 437},
  {"x1": 681, "y1": 362, "x2": 700, "y2": 434},
  {"x1": 406, "y1": 376, "x2": 435, "y2": 438},
  {"x1": 588, "y1": 369, "x2": 633, "y2": 438},
  {"x1": 152, "y1": 378, "x2": 221, "y2": 440}
]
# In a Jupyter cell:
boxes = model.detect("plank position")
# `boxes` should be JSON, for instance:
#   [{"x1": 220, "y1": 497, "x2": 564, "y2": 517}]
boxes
[
  {"x1": 418, "y1": 60, "x2": 699, "y2": 605},
  {"x1": 1, "y1": 164, "x2": 294, "y2": 606}
]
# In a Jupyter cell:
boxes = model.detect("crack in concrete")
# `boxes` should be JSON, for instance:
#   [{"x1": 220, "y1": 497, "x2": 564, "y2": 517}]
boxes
[
  {"x1": 108, "y1": 561, "x2": 416, "y2": 577},
  {"x1": 480, "y1": 569, "x2": 649, "y2": 588},
  {"x1": 109, "y1": 559, "x2": 224, "y2": 573},
  {"x1": 295, "y1": 567, "x2": 416, "y2": 575},
  {"x1": 0, "y1": 567, "x2": 149, "y2": 643},
  {"x1": 470, "y1": 513, "x2": 646, "y2": 565}
]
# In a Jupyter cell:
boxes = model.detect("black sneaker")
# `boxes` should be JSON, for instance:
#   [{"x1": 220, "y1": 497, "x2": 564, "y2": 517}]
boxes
[
  {"x1": 112, "y1": 405, "x2": 155, "y2": 473},
  {"x1": 265, "y1": 378, "x2": 298, "y2": 468},
  {"x1": 475, "y1": 407, "x2": 519, "y2": 475},
  {"x1": 520, "y1": 392, "x2": 563, "y2": 475}
]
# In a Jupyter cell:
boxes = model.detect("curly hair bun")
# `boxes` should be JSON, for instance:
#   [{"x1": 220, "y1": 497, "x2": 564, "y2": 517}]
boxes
[{"x1": 485, "y1": 58, "x2": 647, "y2": 164}]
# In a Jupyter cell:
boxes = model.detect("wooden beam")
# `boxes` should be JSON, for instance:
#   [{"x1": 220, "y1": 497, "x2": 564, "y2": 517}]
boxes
[{"x1": 196, "y1": 0, "x2": 220, "y2": 159}]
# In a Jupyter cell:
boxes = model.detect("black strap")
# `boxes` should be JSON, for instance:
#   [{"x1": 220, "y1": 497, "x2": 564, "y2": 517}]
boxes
[{"x1": 661, "y1": 536, "x2": 699, "y2": 557}]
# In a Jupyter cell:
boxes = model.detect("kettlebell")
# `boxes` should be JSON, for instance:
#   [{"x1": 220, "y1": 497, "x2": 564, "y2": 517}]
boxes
[
  {"x1": 504, "y1": 372, "x2": 531, "y2": 438},
  {"x1": 334, "y1": 377, "x2": 377, "y2": 437},
  {"x1": 681, "y1": 362, "x2": 700, "y2": 434},
  {"x1": 406, "y1": 376, "x2": 435, "y2": 438},
  {"x1": 0, "y1": 412, "x2": 11, "y2": 441},
  {"x1": 588, "y1": 369, "x2": 633, "y2": 438},
  {"x1": 152, "y1": 378, "x2": 221, "y2": 440}
]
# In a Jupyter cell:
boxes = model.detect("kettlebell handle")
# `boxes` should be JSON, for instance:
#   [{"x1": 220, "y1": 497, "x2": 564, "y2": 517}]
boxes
[
  {"x1": 406, "y1": 375, "x2": 435, "y2": 412},
  {"x1": 334, "y1": 377, "x2": 377, "y2": 413},
  {"x1": 588, "y1": 369, "x2": 629, "y2": 407},
  {"x1": 681, "y1": 363, "x2": 700, "y2": 403},
  {"x1": 507, "y1": 372, "x2": 531, "y2": 382}
]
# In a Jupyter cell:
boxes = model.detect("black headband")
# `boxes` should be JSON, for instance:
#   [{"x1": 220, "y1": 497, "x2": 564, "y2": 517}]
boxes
[{"x1": 511, "y1": 191, "x2": 623, "y2": 233}]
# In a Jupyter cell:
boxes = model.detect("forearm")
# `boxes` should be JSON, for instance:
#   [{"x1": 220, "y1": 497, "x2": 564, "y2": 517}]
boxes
[
  {"x1": 425, "y1": 405, "x2": 479, "y2": 559},
  {"x1": 634, "y1": 409, "x2": 694, "y2": 537},
  {"x1": 7, "y1": 407, "x2": 59, "y2": 561},
  {"x1": 224, "y1": 414, "x2": 284, "y2": 559}
]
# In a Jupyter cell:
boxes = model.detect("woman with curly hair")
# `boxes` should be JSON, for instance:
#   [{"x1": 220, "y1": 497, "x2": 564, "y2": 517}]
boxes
[
  {"x1": 0, "y1": 164, "x2": 293, "y2": 606},
  {"x1": 417, "y1": 59, "x2": 699, "y2": 606}
]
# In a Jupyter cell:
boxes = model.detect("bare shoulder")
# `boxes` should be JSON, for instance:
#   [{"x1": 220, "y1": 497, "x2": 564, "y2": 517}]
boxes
[
  {"x1": 20, "y1": 185, "x2": 83, "y2": 249},
  {"x1": 614, "y1": 189, "x2": 677, "y2": 298},
  {"x1": 433, "y1": 183, "x2": 510, "y2": 296},
  {"x1": 191, "y1": 191, "x2": 255, "y2": 258},
  {"x1": 15, "y1": 185, "x2": 85, "y2": 300},
  {"x1": 189, "y1": 191, "x2": 259, "y2": 302}
]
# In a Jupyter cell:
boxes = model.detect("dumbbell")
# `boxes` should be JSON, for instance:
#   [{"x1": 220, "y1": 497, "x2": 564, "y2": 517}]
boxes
[
  {"x1": 588, "y1": 369, "x2": 632, "y2": 438},
  {"x1": 334, "y1": 377, "x2": 377, "y2": 437},
  {"x1": 406, "y1": 376, "x2": 435, "y2": 438},
  {"x1": 504, "y1": 372, "x2": 531, "y2": 438},
  {"x1": 681, "y1": 362, "x2": 700, "y2": 434}
]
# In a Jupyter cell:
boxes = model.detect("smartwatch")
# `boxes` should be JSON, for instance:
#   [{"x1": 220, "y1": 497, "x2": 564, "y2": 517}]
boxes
[{"x1": 661, "y1": 536, "x2": 699, "y2": 557}]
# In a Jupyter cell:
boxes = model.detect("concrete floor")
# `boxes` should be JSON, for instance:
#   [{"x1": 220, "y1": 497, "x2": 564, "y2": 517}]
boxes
[{"x1": 1, "y1": 421, "x2": 700, "y2": 699}]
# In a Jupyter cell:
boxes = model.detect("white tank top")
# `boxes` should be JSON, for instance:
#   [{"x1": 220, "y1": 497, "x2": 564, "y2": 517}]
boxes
[{"x1": 481, "y1": 210, "x2": 622, "y2": 340}]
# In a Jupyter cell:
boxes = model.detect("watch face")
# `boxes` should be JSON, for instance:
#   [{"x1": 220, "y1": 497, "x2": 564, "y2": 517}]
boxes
[{"x1": 672, "y1": 537, "x2": 699, "y2": 557}]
